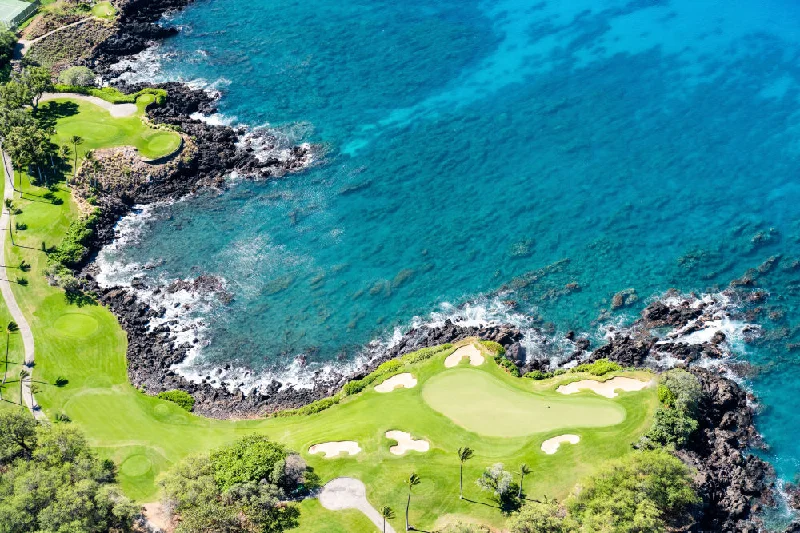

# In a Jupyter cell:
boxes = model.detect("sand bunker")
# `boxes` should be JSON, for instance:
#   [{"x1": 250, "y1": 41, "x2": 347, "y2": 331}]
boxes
[
  {"x1": 444, "y1": 344, "x2": 485, "y2": 368},
  {"x1": 320, "y1": 477, "x2": 397, "y2": 533},
  {"x1": 308, "y1": 441, "x2": 361, "y2": 458},
  {"x1": 557, "y1": 376, "x2": 653, "y2": 398},
  {"x1": 541, "y1": 434, "x2": 580, "y2": 454},
  {"x1": 385, "y1": 430, "x2": 430, "y2": 455},
  {"x1": 375, "y1": 373, "x2": 417, "y2": 393}
]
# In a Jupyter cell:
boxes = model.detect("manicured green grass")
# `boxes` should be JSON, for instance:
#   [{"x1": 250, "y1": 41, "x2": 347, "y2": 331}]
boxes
[
  {"x1": 3, "y1": 105, "x2": 658, "y2": 530},
  {"x1": 422, "y1": 368, "x2": 625, "y2": 437},
  {"x1": 91, "y1": 1, "x2": 115, "y2": 19},
  {"x1": 41, "y1": 97, "x2": 181, "y2": 161}
]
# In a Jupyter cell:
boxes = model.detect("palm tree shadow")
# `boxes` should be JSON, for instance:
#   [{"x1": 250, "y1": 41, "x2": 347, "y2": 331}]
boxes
[
  {"x1": 36, "y1": 101, "x2": 79, "y2": 131},
  {"x1": 461, "y1": 497, "x2": 498, "y2": 509}
]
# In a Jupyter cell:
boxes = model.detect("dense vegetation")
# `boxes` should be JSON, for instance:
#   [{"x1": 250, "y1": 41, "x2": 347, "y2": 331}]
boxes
[
  {"x1": 507, "y1": 450, "x2": 698, "y2": 532},
  {"x1": 161, "y1": 435, "x2": 313, "y2": 533},
  {"x1": 0, "y1": 410, "x2": 138, "y2": 533},
  {"x1": 643, "y1": 368, "x2": 702, "y2": 448},
  {"x1": 157, "y1": 389, "x2": 196, "y2": 411}
]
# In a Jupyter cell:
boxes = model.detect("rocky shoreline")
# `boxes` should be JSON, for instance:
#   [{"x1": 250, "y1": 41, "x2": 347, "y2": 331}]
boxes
[{"x1": 46, "y1": 0, "x2": 791, "y2": 529}]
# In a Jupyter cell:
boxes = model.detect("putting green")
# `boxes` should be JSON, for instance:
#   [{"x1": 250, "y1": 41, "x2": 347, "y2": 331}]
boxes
[
  {"x1": 52, "y1": 313, "x2": 99, "y2": 338},
  {"x1": 91, "y1": 1, "x2": 116, "y2": 19},
  {"x1": 422, "y1": 369, "x2": 626, "y2": 437},
  {"x1": 145, "y1": 132, "x2": 181, "y2": 158},
  {"x1": 121, "y1": 454, "x2": 152, "y2": 477}
]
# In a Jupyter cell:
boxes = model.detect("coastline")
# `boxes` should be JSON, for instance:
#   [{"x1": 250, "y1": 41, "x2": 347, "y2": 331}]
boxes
[{"x1": 40, "y1": 0, "x2": 794, "y2": 529}]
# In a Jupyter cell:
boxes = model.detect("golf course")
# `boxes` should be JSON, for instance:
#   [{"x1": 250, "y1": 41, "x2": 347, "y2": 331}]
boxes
[{"x1": 0, "y1": 94, "x2": 660, "y2": 532}]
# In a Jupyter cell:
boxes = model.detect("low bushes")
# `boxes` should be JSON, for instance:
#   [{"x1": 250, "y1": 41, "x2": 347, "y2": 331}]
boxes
[
  {"x1": 642, "y1": 369, "x2": 702, "y2": 449},
  {"x1": 400, "y1": 344, "x2": 452, "y2": 364},
  {"x1": 480, "y1": 340, "x2": 505, "y2": 356},
  {"x1": 524, "y1": 370, "x2": 553, "y2": 380},
  {"x1": 157, "y1": 390, "x2": 195, "y2": 411},
  {"x1": 272, "y1": 394, "x2": 343, "y2": 418},
  {"x1": 572, "y1": 358, "x2": 621, "y2": 376},
  {"x1": 46, "y1": 211, "x2": 97, "y2": 269},
  {"x1": 52, "y1": 84, "x2": 167, "y2": 106},
  {"x1": 496, "y1": 356, "x2": 521, "y2": 377}
]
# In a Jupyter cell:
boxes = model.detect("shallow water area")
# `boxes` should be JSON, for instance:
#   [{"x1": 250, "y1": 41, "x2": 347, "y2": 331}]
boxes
[{"x1": 101, "y1": 0, "x2": 800, "y2": 492}]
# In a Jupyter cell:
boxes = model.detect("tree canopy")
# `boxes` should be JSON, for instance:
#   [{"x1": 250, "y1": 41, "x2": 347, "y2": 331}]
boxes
[
  {"x1": 0, "y1": 411, "x2": 139, "y2": 533},
  {"x1": 161, "y1": 435, "x2": 313, "y2": 533}
]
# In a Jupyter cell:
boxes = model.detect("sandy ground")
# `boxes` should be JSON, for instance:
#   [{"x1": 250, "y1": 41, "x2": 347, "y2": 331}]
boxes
[
  {"x1": 319, "y1": 477, "x2": 396, "y2": 533},
  {"x1": 541, "y1": 434, "x2": 580, "y2": 454},
  {"x1": 444, "y1": 344, "x2": 485, "y2": 368},
  {"x1": 39, "y1": 93, "x2": 138, "y2": 117},
  {"x1": 556, "y1": 376, "x2": 653, "y2": 398},
  {"x1": 375, "y1": 372, "x2": 417, "y2": 392},
  {"x1": 142, "y1": 502, "x2": 172, "y2": 532},
  {"x1": 308, "y1": 441, "x2": 362, "y2": 458},
  {"x1": 385, "y1": 430, "x2": 430, "y2": 455}
]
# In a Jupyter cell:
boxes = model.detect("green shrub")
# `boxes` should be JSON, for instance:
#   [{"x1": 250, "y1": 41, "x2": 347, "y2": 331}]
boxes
[
  {"x1": 553, "y1": 368, "x2": 567, "y2": 376},
  {"x1": 209, "y1": 435, "x2": 287, "y2": 491},
  {"x1": 480, "y1": 340, "x2": 506, "y2": 356},
  {"x1": 52, "y1": 84, "x2": 168, "y2": 106},
  {"x1": 272, "y1": 393, "x2": 343, "y2": 417},
  {"x1": 57, "y1": 66, "x2": 95, "y2": 87},
  {"x1": 157, "y1": 390, "x2": 195, "y2": 411},
  {"x1": 496, "y1": 356, "x2": 521, "y2": 377},
  {"x1": 573, "y1": 358, "x2": 621, "y2": 376},
  {"x1": 524, "y1": 370, "x2": 553, "y2": 380},
  {"x1": 644, "y1": 406, "x2": 698, "y2": 448},
  {"x1": 657, "y1": 384, "x2": 676, "y2": 406},
  {"x1": 660, "y1": 369, "x2": 702, "y2": 414},
  {"x1": 47, "y1": 211, "x2": 98, "y2": 268},
  {"x1": 342, "y1": 379, "x2": 366, "y2": 396},
  {"x1": 400, "y1": 344, "x2": 453, "y2": 364}
]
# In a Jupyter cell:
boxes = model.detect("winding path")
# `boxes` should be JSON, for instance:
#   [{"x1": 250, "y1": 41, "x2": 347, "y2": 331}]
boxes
[
  {"x1": 16, "y1": 18, "x2": 92, "y2": 58},
  {"x1": 0, "y1": 148, "x2": 41, "y2": 419},
  {"x1": 319, "y1": 478, "x2": 396, "y2": 533}
]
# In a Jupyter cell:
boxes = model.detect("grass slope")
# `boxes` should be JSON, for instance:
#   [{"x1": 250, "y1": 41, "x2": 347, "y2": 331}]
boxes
[{"x1": 3, "y1": 96, "x2": 659, "y2": 531}]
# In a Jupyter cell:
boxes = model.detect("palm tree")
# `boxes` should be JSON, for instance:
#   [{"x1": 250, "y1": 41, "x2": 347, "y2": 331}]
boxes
[
  {"x1": 380, "y1": 506, "x2": 395, "y2": 533},
  {"x1": 69, "y1": 135, "x2": 83, "y2": 182},
  {"x1": 457, "y1": 446, "x2": 474, "y2": 499},
  {"x1": 404, "y1": 472, "x2": 420, "y2": 532},
  {"x1": 19, "y1": 368, "x2": 28, "y2": 405},
  {"x1": 2, "y1": 321, "x2": 18, "y2": 391},
  {"x1": 518, "y1": 463, "x2": 531, "y2": 498}
]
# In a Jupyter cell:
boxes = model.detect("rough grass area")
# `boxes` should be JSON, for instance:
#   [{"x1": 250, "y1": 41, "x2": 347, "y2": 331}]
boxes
[{"x1": 41, "y1": 97, "x2": 181, "y2": 161}]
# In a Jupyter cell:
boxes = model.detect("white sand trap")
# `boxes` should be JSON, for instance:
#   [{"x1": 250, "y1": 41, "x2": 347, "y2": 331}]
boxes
[
  {"x1": 308, "y1": 441, "x2": 361, "y2": 458},
  {"x1": 444, "y1": 344, "x2": 485, "y2": 368},
  {"x1": 385, "y1": 430, "x2": 430, "y2": 455},
  {"x1": 39, "y1": 93, "x2": 139, "y2": 117},
  {"x1": 557, "y1": 376, "x2": 653, "y2": 398},
  {"x1": 541, "y1": 434, "x2": 580, "y2": 454},
  {"x1": 374, "y1": 372, "x2": 417, "y2": 393},
  {"x1": 320, "y1": 477, "x2": 396, "y2": 533}
]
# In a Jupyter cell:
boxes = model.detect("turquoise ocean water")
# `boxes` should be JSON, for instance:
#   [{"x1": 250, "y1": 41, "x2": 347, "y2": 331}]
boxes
[{"x1": 101, "y1": 0, "x2": 800, "y2": 491}]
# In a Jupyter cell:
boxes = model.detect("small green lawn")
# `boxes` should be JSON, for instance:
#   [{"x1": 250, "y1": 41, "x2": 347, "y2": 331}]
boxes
[
  {"x1": 91, "y1": 1, "x2": 116, "y2": 19},
  {"x1": 40, "y1": 97, "x2": 181, "y2": 161}
]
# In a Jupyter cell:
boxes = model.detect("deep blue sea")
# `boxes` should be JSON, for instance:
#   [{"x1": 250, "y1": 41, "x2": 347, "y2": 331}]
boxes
[{"x1": 101, "y1": 0, "x2": 800, "y2": 493}]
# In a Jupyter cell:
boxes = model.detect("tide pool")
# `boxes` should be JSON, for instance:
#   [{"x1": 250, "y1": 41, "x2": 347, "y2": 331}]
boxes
[{"x1": 102, "y1": 0, "x2": 800, "y2": 487}]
